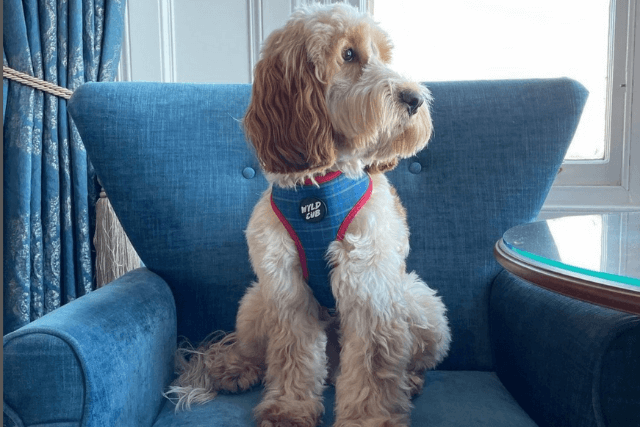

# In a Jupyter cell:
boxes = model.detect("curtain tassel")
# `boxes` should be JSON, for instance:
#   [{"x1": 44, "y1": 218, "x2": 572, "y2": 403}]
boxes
[{"x1": 95, "y1": 189, "x2": 140, "y2": 287}]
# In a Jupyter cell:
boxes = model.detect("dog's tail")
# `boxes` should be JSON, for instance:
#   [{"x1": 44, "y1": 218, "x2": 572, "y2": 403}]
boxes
[{"x1": 163, "y1": 331, "x2": 237, "y2": 412}]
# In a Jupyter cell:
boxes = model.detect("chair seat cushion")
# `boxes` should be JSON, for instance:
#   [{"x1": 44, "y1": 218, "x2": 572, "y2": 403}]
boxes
[{"x1": 153, "y1": 371, "x2": 537, "y2": 426}]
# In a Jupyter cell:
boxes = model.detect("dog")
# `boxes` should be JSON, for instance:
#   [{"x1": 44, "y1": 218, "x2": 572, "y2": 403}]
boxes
[{"x1": 167, "y1": 3, "x2": 451, "y2": 426}]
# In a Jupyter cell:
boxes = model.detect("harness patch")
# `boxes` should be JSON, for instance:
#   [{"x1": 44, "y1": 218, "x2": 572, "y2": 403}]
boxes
[{"x1": 300, "y1": 197, "x2": 326, "y2": 223}]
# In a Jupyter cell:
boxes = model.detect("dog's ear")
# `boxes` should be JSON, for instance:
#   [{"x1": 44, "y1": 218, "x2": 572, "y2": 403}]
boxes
[
  {"x1": 244, "y1": 37, "x2": 336, "y2": 175},
  {"x1": 365, "y1": 158, "x2": 399, "y2": 174}
]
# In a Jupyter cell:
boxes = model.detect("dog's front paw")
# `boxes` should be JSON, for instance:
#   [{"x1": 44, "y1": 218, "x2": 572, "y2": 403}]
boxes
[
  {"x1": 407, "y1": 370, "x2": 425, "y2": 397},
  {"x1": 256, "y1": 398, "x2": 322, "y2": 427},
  {"x1": 334, "y1": 417, "x2": 409, "y2": 427},
  {"x1": 259, "y1": 420, "x2": 315, "y2": 427},
  {"x1": 216, "y1": 360, "x2": 263, "y2": 393}
]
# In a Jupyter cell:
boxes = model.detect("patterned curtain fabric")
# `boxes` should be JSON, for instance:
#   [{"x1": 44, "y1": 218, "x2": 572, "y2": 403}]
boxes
[{"x1": 3, "y1": 0, "x2": 126, "y2": 334}]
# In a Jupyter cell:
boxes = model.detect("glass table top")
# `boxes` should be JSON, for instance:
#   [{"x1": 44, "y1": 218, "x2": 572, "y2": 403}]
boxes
[{"x1": 502, "y1": 213, "x2": 640, "y2": 288}]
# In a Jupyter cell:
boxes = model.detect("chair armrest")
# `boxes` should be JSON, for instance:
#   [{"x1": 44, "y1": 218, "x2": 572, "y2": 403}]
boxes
[
  {"x1": 489, "y1": 270, "x2": 640, "y2": 427},
  {"x1": 3, "y1": 268, "x2": 177, "y2": 427}
]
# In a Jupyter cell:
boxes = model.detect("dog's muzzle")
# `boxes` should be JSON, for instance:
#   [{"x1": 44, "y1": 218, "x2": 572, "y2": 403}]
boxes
[{"x1": 400, "y1": 90, "x2": 424, "y2": 116}]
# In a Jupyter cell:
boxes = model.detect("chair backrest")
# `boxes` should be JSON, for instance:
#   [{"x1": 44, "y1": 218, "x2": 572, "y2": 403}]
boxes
[{"x1": 69, "y1": 79, "x2": 587, "y2": 370}]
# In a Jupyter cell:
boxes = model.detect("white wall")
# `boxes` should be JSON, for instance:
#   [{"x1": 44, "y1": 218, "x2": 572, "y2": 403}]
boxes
[{"x1": 121, "y1": 0, "x2": 358, "y2": 83}]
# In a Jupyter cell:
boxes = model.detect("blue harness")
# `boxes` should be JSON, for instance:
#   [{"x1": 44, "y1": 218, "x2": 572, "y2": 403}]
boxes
[{"x1": 270, "y1": 172, "x2": 373, "y2": 309}]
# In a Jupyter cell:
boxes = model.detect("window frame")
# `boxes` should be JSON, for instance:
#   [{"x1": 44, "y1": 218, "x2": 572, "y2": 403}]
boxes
[
  {"x1": 542, "y1": 0, "x2": 639, "y2": 214},
  {"x1": 550, "y1": 0, "x2": 627, "y2": 187}
]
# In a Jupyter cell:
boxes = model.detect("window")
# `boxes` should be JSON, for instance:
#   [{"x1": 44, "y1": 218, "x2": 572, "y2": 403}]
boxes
[
  {"x1": 375, "y1": 0, "x2": 609, "y2": 161},
  {"x1": 373, "y1": 0, "x2": 639, "y2": 213}
]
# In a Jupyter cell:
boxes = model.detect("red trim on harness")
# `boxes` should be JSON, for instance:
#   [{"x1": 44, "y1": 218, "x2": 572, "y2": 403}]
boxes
[
  {"x1": 270, "y1": 193, "x2": 309, "y2": 279},
  {"x1": 304, "y1": 171, "x2": 342, "y2": 186},
  {"x1": 336, "y1": 177, "x2": 373, "y2": 241}
]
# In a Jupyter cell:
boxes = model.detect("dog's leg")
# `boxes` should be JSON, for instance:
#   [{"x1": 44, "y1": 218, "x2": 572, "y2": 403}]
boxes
[
  {"x1": 254, "y1": 306, "x2": 328, "y2": 427},
  {"x1": 403, "y1": 272, "x2": 451, "y2": 397},
  {"x1": 334, "y1": 308, "x2": 414, "y2": 427},
  {"x1": 168, "y1": 284, "x2": 267, "y2": 409},
  {"x1": 212, "y1": 283, "x2": 270, "y2": 392}
]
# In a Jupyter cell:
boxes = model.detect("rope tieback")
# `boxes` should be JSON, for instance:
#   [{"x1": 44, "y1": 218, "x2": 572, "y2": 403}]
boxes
[
  {"x1": 3, "y1": 65, "x2": 74, "y2": 100},
  {"x1": 4, "y1": 65, "x2": 140, "y2": 286}
]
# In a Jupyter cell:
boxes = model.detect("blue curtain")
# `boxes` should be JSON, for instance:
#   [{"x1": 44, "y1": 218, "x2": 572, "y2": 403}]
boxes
[{"x1": 3, "y1": 0, "x2": 126, "y2": 334}]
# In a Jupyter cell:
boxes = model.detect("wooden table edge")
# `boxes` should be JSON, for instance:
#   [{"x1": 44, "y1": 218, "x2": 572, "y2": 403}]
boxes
[{"x1": 494, "y1": 239, "x2": 640, "y2": 316}]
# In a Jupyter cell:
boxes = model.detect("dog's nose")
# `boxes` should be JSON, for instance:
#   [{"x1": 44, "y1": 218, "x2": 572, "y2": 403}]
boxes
[{"x1": 400, "y1": 91, "x2": 424, "y2": 116}]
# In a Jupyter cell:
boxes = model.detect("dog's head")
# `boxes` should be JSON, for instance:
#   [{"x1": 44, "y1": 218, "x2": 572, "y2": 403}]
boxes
[{"x1": 244, "y1": 3, "x2": 432, "y2": 185}]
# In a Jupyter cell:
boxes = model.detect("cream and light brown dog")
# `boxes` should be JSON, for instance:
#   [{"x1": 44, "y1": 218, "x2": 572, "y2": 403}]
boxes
[{"x1": 168, "y1": 3, "x2": 451, "y2": 426}]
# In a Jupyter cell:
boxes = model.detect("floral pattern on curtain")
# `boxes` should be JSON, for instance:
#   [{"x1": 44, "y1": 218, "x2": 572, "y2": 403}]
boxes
[{"x1": 3, "y1": 0, "x2": 126, "y2": 334}]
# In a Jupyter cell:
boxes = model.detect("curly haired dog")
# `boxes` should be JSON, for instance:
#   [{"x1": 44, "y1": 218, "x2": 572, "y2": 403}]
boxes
[{"x1": 167, "y1": 3, "x2": 451, "y2": 426}]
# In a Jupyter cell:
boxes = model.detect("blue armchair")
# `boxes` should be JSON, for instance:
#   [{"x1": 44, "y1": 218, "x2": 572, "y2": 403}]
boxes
[{"x1": 4, "y1": 79, "x2": 639, "y2": 427}]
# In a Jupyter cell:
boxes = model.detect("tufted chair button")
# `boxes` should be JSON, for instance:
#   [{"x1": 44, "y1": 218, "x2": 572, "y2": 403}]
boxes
[
  {"x1": 242, "y1": 167, "x2": 256, "y2": 179},
  {"x1": 409, "y1": 161, "x2": 422, "y2": 174}
]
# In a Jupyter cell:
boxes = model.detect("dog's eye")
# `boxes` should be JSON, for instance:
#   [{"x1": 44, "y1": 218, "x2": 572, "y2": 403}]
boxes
[{"x1": 343, "y1": 48, "x2": 356, "y2": 62}]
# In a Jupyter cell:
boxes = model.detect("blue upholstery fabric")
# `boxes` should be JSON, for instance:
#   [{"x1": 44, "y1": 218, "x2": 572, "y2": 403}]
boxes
[
  {"x1": 16, "y1": 78, "x2": 625, "y2": 426},
  {"x1": 386, "y1": 79, "x2": 588, "y2": 370},
  {"x1": 68, "y1": 79, "x2": 587, "y2": 372},
  {"x1": 490, "y1": 270, "x2": 640, "y2": 427},
  {"x1": 154, "y1": 371, "x2": 537, "y2": 427},
  {"x1": 68, "y1": 83, "x2": 260, "y2": 346},
  {"x1": 3, "y1": 268, "x2": 176, "y2": 427},
  {"x1": 3, "y1": 0, "x2": 126, "y2": 334}
]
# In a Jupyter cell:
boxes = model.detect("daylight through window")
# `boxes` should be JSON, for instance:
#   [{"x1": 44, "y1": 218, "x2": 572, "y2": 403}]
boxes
[{"x1": 374, "y1": 0, "x2": 611, "y2": 160}]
